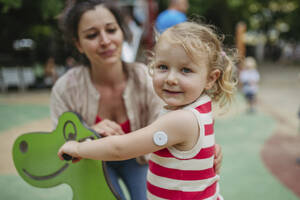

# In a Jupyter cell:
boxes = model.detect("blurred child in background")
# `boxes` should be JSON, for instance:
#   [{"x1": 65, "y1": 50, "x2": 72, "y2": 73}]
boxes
[{"x1": 239, "y1": 56, "x2": 260, "y2": 113}]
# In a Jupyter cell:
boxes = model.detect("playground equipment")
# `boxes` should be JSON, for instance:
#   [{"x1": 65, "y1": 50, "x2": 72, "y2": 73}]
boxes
[{"x1": 12, "y1": 112, "x2": 119, "y2": 200}]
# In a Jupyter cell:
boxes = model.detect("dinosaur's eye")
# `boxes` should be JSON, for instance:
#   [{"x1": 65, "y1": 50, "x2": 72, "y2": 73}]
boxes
[
  {"x1": 19, "y1": 140, "x2": 28, "y2": 153},
  {"x1": 63, "y1": 120, "x2": 77, "y2": 141}
]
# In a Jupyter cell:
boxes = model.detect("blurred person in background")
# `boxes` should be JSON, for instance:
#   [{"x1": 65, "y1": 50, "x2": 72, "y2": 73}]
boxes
[
  {"x1": 51, "y1": 0, "x2": 223, "y2": 199},
  {"x1": 297, "y1": 106, "x2": 300, "y2": 164},
  {"x1": 155, "y1": 0, "x2": 189, "y2": 33},
  {"x1": 44, "y1": 57, "x2": 58, "y2": 87},
  {"x1": 121, "y1": 6, "x2": 143, "y2": 62},
  {"x1": 298, "y1": 106, "x2": 300, "y2": 134},
  {"x1": 239, "y1": 57, "x2": 260, "y2": 113},
  {"x1": 64, "y1": 56, "x2": 76, "y2": 72}
]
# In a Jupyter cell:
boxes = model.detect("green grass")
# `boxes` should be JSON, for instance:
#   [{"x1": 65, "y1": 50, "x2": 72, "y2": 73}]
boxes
[
  {"x1": 0, "y1": 175, "x2": 129, "y2": 200},
  {"x1": 216, "y1": 112, "x2": 299, "y2": 200},
  {"x1": 0, "y1": 103, "x2": 49, "y2": 132},
  {"x1": 0, "y1": 175, "x2": 72, "y2": 200}
]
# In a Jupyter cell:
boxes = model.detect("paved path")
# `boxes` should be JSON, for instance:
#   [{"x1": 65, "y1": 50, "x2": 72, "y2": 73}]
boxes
[
  {"x1": 0, "y1": 91, "x2": 52, "y2": 174},
  {"x1": 0, "y1": 117, "x2": 52, "y2": 174},
  {"x1": 257, "y1": 63, "x2": 300, "y2": 198}
]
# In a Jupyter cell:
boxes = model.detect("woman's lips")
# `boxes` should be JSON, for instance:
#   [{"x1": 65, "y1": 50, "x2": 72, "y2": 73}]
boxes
[{"x1": 100, "y1": 49, "x2": 115, "y2": 57}]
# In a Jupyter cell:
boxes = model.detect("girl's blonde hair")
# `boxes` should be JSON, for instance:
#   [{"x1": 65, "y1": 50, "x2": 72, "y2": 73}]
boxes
[{"x1": 149, "y1": 21, "x2": 238, "y2": 107}]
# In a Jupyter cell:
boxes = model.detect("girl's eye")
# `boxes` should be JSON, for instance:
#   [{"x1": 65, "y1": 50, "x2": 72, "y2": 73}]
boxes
[
  {"x1": 182, "y1": 67, "x2": 192, "y2": 73},
  {"x1": 158, "y1": 65, "x2": 168, "y2": 70}
]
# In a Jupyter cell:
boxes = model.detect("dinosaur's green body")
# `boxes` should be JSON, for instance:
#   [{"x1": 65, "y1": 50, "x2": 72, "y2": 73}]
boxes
[{"x1": 12, "y1": 112, "x2": 118, "y2": 200}]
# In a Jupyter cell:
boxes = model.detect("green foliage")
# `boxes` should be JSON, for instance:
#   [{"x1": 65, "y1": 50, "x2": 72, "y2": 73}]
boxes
[
  {"x1": 0, "y1": 0, "x2": 299, "y2": 65},
  {"x1": 189, "y1": 0, "x2": 215, "y2": 14},
  {"x1": 39, "y1": 1, "x2": 64, "y2": 20},
  {"x1": 0, "y1": 0, "x2": 22, "y2": 13},
  {"x1": 0, "y1": 0, "x2": 66, "y2": 65},
  {"x1": 227, "y1": 0, "x2": 244, "y2": 8},
  {"x1": 188, "y1": 0, "x2": 300, "y2": 42},
  {"x1": 29, "y1": 25, "x2": 53, "y2": 38}
]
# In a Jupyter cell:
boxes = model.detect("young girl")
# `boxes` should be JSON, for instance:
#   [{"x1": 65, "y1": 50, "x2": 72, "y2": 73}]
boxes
[{"x1": 58, "y1": 21, "x2": 236, "y2": 199}]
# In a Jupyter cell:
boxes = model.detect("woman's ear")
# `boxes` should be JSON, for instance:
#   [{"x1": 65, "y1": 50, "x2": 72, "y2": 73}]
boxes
[
  {"x1": 75, "y1": 39, "x2": 84, "y2": 54},
  {"x1": 205, "y1": 69, "x2": 221, "y2": 90}
]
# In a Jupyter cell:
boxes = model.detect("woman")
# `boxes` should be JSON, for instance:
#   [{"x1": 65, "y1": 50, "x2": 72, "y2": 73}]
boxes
[{"x1": 51, "y1": 0, "x2": 222, "y2": 199}]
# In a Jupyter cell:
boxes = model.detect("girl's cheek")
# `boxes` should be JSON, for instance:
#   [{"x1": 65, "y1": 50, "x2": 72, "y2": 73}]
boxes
[
  {"x1": 153, "y1": 71, "x2": 166, "y2": 79},
  {"x1": 153, "y1": 74, "x2": 165, "y2": 86},
  {"x1": 153, "y1": 75, "x2": 164, "y2": 88}
]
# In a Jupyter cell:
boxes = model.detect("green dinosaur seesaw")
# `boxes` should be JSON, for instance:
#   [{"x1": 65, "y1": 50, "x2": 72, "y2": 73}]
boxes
[{"x1": 12, "y1": 111, "x2": 120, "y2": 200}]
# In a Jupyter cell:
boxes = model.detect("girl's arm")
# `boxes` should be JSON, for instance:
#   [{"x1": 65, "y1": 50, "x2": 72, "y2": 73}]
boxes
[{"x1": 58, "y1": 109, "x2": 199, "y2": 161}]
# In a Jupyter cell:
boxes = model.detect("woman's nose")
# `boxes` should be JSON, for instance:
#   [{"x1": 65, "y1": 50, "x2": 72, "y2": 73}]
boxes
[{"x1": 99, "y1": 32, "x2": 110, "y2": 45}]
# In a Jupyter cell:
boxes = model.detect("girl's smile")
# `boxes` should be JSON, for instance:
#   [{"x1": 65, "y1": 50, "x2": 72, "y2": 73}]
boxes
[
  {"x1": 152, "y1": 34, "x2": 210, "y2": 109},
  {"x1": 162, "y1": 88, "x2": 183, "y2": 95}
]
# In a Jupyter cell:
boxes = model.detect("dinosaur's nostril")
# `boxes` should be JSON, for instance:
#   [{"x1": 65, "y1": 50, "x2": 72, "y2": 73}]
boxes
[{"x1": 20, "y1": 140, "x2": 28, "y2": 153}]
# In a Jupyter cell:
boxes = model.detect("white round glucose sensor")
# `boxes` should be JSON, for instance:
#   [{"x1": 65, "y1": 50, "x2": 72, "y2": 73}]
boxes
[{"x1": 153, "y1": 131, "x2": 168, "y2": 146}]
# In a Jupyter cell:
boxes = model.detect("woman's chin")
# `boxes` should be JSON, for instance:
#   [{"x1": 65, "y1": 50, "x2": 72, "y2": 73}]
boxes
[{"x1": 101, "y1": 56, "x2": 120, "y2": 65}]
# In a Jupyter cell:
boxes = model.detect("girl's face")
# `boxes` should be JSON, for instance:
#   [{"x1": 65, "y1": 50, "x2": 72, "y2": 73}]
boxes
[
  {"x1": 152, "y1": 37, "x2": 214, "y2": 109},
  {"x1": 75, "y1": 5, "x2": 124, "y2": 67}
]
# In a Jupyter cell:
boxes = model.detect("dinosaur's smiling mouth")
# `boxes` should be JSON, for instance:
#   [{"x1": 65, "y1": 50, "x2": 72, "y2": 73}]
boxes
[{"x1": 22, "y1": 163, "x2": 69, "y2": 181}]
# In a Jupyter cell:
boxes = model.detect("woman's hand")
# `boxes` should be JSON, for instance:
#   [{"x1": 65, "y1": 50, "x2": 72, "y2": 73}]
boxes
[
  {"x1": 214, "y1": 144, "x2": 223, "y2": 174},
  {"x1": 58, "y1": 141, "x2": 81, "y2": 163},
  {"x1": 92, "y1": 119, "x2": 124, "y2": 137},
  {"x1": 136, "y1": 154, "x2": 151, "y2": 165}
]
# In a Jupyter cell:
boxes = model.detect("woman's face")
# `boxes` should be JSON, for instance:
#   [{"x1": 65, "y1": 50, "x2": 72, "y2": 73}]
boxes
[{"x1": 75, "y1": 5, "x2": 124, "y2": 67}]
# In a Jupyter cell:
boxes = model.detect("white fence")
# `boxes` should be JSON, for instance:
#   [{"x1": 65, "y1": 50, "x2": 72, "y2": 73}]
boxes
[{"x1": 0, "y1": 67, "x2": 35, "y2": 92}]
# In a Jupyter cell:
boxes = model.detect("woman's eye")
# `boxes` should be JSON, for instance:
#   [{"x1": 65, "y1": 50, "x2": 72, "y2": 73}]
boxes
[
  {"x1": 182, "y1": 67, "x2": 192, "y2": 73},
  {"x1": 158, "y1": 65, "x2": 168, "y2": 70},
  {"x1": 86, "y1": 33, "x2": 97, "y2": 39},
  {"x1": 107, "y1": 28, "x2": 117, "y2": 34}
]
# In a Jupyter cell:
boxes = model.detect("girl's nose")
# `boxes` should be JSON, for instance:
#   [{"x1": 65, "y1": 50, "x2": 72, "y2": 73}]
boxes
[{"x1": 166, "y1": 71, "x2": 178, "y2": 85}]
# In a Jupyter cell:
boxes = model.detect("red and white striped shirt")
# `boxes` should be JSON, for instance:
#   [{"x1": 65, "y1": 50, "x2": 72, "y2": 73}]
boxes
[{"x1": 147, "y1": 95, "x2": 222, "y2": 200}]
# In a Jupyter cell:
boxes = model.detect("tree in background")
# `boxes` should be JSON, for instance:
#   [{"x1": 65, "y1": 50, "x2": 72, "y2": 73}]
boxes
[
  {"x1": 0, "y1": 0, "x2": 65, "y2": 66},
  {"x1": 0, "y1": 0, "x2": 299, "y2": 65},
  {"x1": 159, "y1": 0, "x2": 300, "y2": 61}
]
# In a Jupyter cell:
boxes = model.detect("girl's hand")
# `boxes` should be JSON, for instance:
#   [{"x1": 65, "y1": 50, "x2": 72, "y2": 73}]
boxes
[
  {"x1": 58, "y1": 141, "x2": 81, "y2": 163},
  {"x1": 92, "y1": 119, "x2": 124, "y2": 137},
  {"x1": 214, "y1": 144, "x2": 223, "y2": 174}
]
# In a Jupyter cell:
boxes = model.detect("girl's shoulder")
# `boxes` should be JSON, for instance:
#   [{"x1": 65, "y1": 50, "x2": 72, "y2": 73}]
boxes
[
  {"x1": 155, "y1": 109, "x2": 199, "y2": 151},
  {"x1": 159, "y1": 109, "x2": 198, "y2": 133}
]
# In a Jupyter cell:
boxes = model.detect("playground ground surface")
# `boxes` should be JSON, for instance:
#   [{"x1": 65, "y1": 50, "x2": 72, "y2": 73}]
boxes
[{"x1": 0, "y1": 63, "x2": 299, "y2": 199}]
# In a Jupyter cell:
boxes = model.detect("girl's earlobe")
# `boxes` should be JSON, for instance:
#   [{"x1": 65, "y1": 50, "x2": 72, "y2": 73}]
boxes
[{"x1": 205, "y1": 69, "x2": 221, "y2": 90}]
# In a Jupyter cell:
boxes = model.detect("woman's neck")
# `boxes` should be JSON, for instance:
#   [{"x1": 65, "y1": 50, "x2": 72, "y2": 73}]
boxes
[{"x1": 90, "y1": 61, "x2": 126, "y2": 88}]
